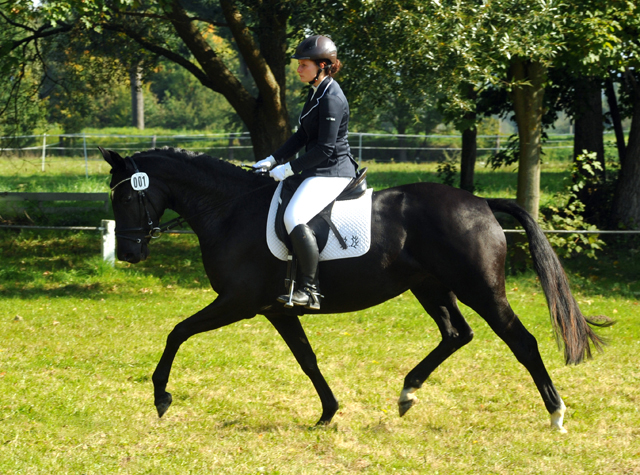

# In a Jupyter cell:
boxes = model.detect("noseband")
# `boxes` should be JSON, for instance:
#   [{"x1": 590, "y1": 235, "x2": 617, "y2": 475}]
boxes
[{"x1": 110, "y1": 156, "x2": 162, "y2": 244}]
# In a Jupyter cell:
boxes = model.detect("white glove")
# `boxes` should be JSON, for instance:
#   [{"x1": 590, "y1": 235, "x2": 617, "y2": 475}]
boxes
[
  {"x1": 253, "y1": 155, "x2": 277, "y2": 170},
  {"x1": 269, "y1": 162, "x2": 294, "y2": 181}
]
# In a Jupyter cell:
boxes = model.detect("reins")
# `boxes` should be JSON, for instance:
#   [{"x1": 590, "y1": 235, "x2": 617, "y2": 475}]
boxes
[{"x1": 111, "y1": 158, "x2": 273, "y2": 243}]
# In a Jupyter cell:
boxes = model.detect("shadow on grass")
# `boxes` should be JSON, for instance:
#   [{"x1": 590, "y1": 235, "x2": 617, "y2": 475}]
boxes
[{"x1": 0, "y1": 229, "x2": 208, "y2": 301}]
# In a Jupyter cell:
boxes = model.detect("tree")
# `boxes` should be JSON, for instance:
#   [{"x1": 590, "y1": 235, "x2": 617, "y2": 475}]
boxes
[
  {"x1": 130, "y1": 64, "x2": 144, "y2": 129},
  {"x1": 325, "y1": 0, "x2": 570, "y2": 217},
  {"x1": 605, "y1": 7, "x2": 640, "y2": 228},
  {"x1": 552, "y1": 0, "x2": 640, "y2": 228},
  {"x1": 0, "y1": 0, "x2": 320, "y2": 157},
  {"x1": 611, "y1": 71, "x2": 640, "y2": 228}
]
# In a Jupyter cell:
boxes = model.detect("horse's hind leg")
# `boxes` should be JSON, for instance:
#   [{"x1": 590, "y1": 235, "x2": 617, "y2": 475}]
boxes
[
  {"x1": 464, "y1": 292, "x2": 568, "y2": 432},
  {"x1": 399, "y1": 282, "x2": 474, "y2": 417},
  {"x1": 266, "y1": 314, "x2": 339, "y2": 425}
]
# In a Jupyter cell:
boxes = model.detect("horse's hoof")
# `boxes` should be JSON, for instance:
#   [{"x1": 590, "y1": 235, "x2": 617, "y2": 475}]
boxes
[
  {"x1": 550, "y1": 403, "x2": 567, "y2": 433},
  {"x1": 398, "y1": 399, "x2": 417, "y2": 417},
  {"x1": 155, "y1": 392, "x2": 173, "y2": 418},
  {"x1": 398, "y1": 387, "x2": 419, "y2": 417}
]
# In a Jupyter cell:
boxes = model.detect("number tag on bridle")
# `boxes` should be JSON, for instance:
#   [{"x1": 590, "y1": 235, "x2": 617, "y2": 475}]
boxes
[{"x1": 131, "y1": 172, "x2": 149, "y2": 191}]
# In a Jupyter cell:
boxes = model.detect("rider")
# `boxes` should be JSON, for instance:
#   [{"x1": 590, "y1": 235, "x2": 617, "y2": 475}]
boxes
[{"x1": 253, "y1": 35, "x2": 358, "y2": 310}]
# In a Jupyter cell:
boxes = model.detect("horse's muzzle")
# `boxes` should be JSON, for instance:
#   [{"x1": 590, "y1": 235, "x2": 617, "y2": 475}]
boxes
[{"x1": 117, "y1": 241, "x2": 149, "y2": 263}]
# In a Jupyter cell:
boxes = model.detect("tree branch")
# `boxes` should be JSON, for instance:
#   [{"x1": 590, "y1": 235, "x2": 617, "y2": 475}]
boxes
[
  {"x1": 219, "y1": 0, "x2": 280, "y2": 107},
  {"x1": 0, "y1": 8, "x2": 36, "y2": 32},
  {"x1": 0, "y1": 62, "x2": 27, "y2": 117},
  {"x1": 119, "y1": 10, "x2": 228, "y2": 28},
  {"x1": 162, "y1": 0, "x2": 256, "y2": 125},
  {"x1": 100, "y1": 22, "x2": 218, "y2": 92},
  {"x1": 5, "y1": 21, "x2": 74, "y2": 53}
]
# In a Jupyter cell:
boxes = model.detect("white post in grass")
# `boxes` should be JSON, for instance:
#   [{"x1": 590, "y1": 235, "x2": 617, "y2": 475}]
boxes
[
  {"x1": 102, "y1": 219, "x2": 116, "y2": 266},
  {"x1": 41, "y1": 134, "x2": 47, "y2": 172}
]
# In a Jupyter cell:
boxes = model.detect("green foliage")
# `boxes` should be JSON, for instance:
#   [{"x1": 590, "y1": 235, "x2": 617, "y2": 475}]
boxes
[
  {"x1": 145, "y1": 63, "x2": 238, "y2": 131},
  {"x1": 44, "y1": 52, "x2": 129, "y2": 133},
  {"x1": 436, "y1": 151, "x2": 459, "y2": 187},
  {"x1": 487, "y1": 133, "x2": 520, "y2": 170},
  {"x1": 539, "y1": 152, "x2": 606, "y2": 259}
]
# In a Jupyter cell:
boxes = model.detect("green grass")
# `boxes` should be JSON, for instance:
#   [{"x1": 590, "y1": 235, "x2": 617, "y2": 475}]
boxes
[
  {"x1": 1, "y1": 227, "x2": 639, "y2": 474},
  {"x1": 0, "y1": 157, "x2": 572, "y2": 226}
]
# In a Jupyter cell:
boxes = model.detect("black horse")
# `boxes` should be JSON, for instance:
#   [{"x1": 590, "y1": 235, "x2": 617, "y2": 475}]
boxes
[{"x1": 100, "y1": 146, "x2": 609, "y2": 432}]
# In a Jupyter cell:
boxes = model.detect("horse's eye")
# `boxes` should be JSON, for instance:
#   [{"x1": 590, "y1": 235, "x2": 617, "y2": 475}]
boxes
[{"x1": 121, "y1": 193, "x2": 133, "y2": 203}]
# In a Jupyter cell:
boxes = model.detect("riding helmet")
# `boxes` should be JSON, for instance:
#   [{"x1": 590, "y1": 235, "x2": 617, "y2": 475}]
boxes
[{"x1": 292, "y1": 35, "x2": 337, "y2": 65}]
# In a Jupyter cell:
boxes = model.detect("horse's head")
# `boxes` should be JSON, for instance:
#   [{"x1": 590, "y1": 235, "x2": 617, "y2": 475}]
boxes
[{"x1": 100, "y1": 147, "x2": 166, "y2": 263}]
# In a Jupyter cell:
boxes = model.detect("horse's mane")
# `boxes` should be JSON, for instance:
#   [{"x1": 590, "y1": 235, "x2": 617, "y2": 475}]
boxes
[
  {"x1": 131, "y1": 146, "x2": 273, "y2": 187},
  {"x1": 132, "y1": 146, "x2": 242, "y2": 175}
]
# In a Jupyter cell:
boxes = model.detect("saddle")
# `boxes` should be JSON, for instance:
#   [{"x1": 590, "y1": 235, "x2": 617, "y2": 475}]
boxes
[{"x1": 274, "y1": 167, "x2": 368, "y2": 252}]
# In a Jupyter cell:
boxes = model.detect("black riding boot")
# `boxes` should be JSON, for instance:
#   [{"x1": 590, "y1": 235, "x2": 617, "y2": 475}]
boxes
[{"x1": 277, "y1": 224, "x2": 322, "y2": 310}]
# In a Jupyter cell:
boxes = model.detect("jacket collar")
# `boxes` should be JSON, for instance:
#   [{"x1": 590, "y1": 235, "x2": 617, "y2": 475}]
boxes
[
  {"x1": 311, "y1": 76, "x2": 330, "y2": 97},
  {"x1": 300, "y1": 77, "x2": 334, "y2": 123}
]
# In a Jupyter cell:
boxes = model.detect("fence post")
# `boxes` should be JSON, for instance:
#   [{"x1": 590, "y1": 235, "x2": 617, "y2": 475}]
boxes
[
  {"x1": 358, "y1": 133, "x2": 362, "y2": 163},
  {"x1": 102, "y1": 219, "x2": 116, "y2": 266},
  {"x1": 83, "y1": 133, "x2": 89, "y2": 178},
  {"x1": 41, "y1": 133, "x2": 47, "y2": 172}
]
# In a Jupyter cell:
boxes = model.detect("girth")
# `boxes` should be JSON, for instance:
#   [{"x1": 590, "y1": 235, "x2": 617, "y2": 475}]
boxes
[{"x1": 274, "y1": 168, "x2": 368, "y2": 252}]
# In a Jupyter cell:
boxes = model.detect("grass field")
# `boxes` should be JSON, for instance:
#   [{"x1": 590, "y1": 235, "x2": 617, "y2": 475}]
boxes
[
  {"x1": 1, "y1": 158, "x2": 639, "y2": 473},
  {"x1": 0, "y1": 154, "x2": 570, "y2": 199}
]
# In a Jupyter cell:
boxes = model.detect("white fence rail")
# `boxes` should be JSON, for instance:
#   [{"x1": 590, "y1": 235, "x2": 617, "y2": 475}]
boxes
[{"x1": 0, "y1": 131, "x2": 609, "y2": 168}]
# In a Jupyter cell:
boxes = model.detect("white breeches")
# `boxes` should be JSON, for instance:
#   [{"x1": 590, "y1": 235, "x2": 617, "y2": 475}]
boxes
[{"x1": 284, "y1": 176, "x2": 352, "y2": 234}]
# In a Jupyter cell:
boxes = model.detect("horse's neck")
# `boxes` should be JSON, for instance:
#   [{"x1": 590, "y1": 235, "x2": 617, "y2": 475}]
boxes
[{"x1": 152, "y1": 158, "x2": 258, "y2": 228}]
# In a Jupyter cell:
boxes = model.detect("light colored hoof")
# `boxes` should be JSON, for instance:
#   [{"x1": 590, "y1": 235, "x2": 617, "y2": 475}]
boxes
[
  {"x1": 550, "y1": 402, "x2": 567, "y2": 433},
  {"x1": 398, "y1": 387, "x2": 419, "y2": 417}
]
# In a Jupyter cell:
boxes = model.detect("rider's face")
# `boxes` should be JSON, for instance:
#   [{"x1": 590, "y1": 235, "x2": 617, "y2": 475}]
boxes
[{"x1": 297, "y1": 59, "x2": 324, "y2": 84}]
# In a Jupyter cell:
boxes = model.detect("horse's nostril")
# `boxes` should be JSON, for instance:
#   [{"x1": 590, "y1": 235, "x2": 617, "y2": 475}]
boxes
[{"x1": 119, "y1": 252, "x2": 137, "y2": 263}]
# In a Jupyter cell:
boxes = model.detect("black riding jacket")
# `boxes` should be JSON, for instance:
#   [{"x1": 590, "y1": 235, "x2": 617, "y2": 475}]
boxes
[{"x1": 273, "y1": 77, "x2": 357, "y2": 179}]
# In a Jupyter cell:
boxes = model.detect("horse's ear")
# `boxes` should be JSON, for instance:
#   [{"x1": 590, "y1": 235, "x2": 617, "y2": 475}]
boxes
[{"x1": 99, "y1": 147, "x2": 126, "y2": 172}]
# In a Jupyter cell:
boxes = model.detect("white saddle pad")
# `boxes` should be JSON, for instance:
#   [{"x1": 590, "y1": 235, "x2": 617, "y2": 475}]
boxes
[{"x1": 266, "y1": 181, "x2": 373, "y2": 262}]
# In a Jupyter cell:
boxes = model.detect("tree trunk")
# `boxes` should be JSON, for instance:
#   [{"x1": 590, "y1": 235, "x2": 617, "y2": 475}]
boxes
[
  {"x1": 247, "y1": 105, "x2": 291, "y2": 159},
  {"x1": 605, "y1": 77, "x2": 626, "y2": 166},
  {"x1": 509, "y1": 58, "x2": 547, "y2": 220},
  {"x1": 130, "y1": 65, "x2": 144, "y2": 130},
  {"x1": 573, "y1": 76, "x2": 604, "y2": 175},
  {"x1": 162, "y1": 0, "x2": 291, "y2": 159},
  {"x1": 611, "y1": 74, "x2": 640, "y2": 228},
  {"x1": 460, "y1": 112, "x2": 477, "y2": 193}
]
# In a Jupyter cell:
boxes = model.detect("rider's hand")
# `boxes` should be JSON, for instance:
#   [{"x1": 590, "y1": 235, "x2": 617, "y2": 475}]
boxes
[
  {"x1": 253, "y1": 155, "x2": 276, "y2": 170},
  {"x1": 269, "y1": 163, "x2": 294, "y2": 181}
]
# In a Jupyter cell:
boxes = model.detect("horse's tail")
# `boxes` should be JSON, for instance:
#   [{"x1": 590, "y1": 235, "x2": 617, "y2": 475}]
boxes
[{"x1": 487, "y1": 198, "x2": 612, "y2": 365}]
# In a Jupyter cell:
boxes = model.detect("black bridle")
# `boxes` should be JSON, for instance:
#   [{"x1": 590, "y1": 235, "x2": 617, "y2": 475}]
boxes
[
  {"x1": 110, "y1": 155, "x2": 165, "y2": 244},
  {"x1": 111, "y1": 160, "x2": 272, "y2": 245}
]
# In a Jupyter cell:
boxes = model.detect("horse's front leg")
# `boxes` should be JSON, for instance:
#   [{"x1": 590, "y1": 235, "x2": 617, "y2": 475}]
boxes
[
  {"x1": 266, "y1": 314, "x2": 339, "y2": 425},
  {"x1": 152, "y1": 296, "x2": 255, "y2": 417}
]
